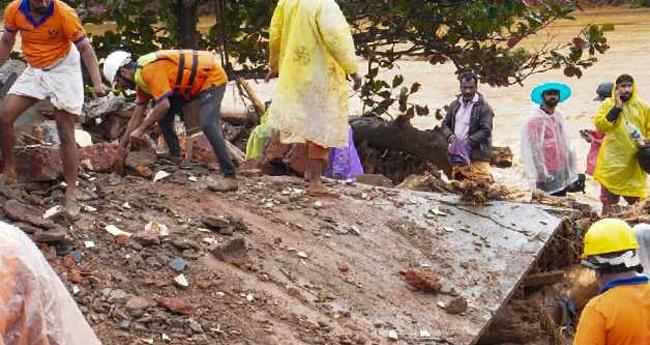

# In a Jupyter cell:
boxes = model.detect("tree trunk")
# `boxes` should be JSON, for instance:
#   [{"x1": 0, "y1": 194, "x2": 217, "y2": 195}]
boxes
[
  {"x1": 174, "y1": 0, "x2": 199, "y2": 49},
  {"x1": 349, "y1": 116, "x2": 453, "y2": 176}
]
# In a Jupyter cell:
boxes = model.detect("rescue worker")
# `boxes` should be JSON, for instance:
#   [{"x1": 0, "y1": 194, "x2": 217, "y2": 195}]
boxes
[
  {"x1": 0, "y1": 0, "x2": 109, "y2": 216},
  {"x1": 103, "y1": 49, "x2": 238, "y2": 192},
  {"x1": 520, "y1": 82, "x2": 578, "y2": 196},
  {"x1": 574, "y1": 218, "x2": 650, "y2": 344},
  {"x1": 593, "y1": 74, "x2": 650, "y2": 215},
  {"x1": 266, "y1": 0, "x2": 361, "y2": 197}
]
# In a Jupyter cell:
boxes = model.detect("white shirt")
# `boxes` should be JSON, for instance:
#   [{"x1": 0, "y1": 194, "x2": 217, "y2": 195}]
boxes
[{"x1": 454, "y1": 93, "x2": 479, "y2": 139}]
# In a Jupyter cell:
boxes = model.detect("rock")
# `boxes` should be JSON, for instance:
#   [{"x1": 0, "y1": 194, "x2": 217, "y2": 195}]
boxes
[
  {"x1": 212, "y1": 237, "x2": 246, "y2": 264},
  {"x1": 32, "y1": 227, "x2": 68, "y2": 243},
  {"x1": 388, "y1": 330, "x2": 399, "y2": 341},
  {"x1": 13, "y1": 145, "x2": 62, "y2": 182},
  {"x1": 158, "y1": 297, "x2": 193, "y2": 315},
  {"x1": 79, "y1": 143, "x2": 125, "y2": 174},
  {"x1": 188, "y1": 319, "x2": 204, "y2": 333},
  {"x1": 338, "y1": 263, "x2": 350, "y2": 273},
  {"x1": 14, "y1": 222, "x2": 41, "y2": 234},
  {"x1": 181, "y1": 249, "x2": 201, "y2": 260},
  {"x1": 404, "y1": 269, "x2": 442, "y2": 294},
  {"x1": 125, "y1": 138, "x2": 157, "y2": 176},
  {"x1": 171, "y1": 238, "x2": 194, "y2": 250},
  {"x1": 3, "y1": 200, "x2": 56, "y2": 229},
  {"x1": 195, "y1": 279, "x2": 212, "y2": 289},
  {"x1": 108, "y1": 289, "x2": 130, "y2": 303},
  {"x1": 169, "y1": 257, "x2": 188, "y2": 272},
  {"x1": 119, "y1": 319, "x2": 130, "y2": 330},
  {"x1": 355, "y1": 174, "x2": 394, "y2": 188},
  {"x1": 419, "y1": 330, "x2": 431, "y2": 338},
  {"x1": 202, "y1": 215, "x2": 231, "y2": 231},
  {"x1": 445, "y1": 296, "x2": 468, "y2": 315},
  {"x1": 133, "y1": 231, "x2": 161, "y2": 246},
  {"x1": 69, "y1": 270, "x2": 82, "y2": 284},
  {"x1": 125, "y1": 296, "x2": 155, "y2": 316},
  {"x1": 174, "y1": 274, "x2": 189, "y2": 288},
  {"x1": 83, "y1": 94, "x2": 127, "y2": 119}
]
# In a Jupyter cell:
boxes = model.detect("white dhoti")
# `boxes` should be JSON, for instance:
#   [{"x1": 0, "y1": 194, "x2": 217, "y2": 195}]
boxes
[{"x1": 9, "y1": 44, "x2": 84, "y2": 115}]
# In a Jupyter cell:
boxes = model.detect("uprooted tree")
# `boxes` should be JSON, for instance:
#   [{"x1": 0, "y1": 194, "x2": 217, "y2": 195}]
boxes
[{"x1": 0, "y1": 0, "x2": 614, "y2": 177}]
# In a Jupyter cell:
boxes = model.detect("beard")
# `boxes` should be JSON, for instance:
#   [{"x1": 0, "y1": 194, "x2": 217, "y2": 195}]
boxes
[
  {"x1": 544, "y1": 99, "x2": 559, "y2": 108},
  {"x1": 621, "y1": 93, "x2": 632, "y2": 102}
]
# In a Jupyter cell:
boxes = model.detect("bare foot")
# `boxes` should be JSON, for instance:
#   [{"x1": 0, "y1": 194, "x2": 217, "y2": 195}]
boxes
[
  {"x1": 307, "y1": 184, "x2": 340, "y2": 198},
  {"x1": 63, "y1": 198, "x2": 81, "y2": 219}
]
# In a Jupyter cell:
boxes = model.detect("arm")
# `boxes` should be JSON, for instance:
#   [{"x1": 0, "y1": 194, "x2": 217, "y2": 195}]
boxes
[
  {"x1": 120, "y1": 104, "x2": 147, "y2": 147},
  {"x1": 0, "y1": 31, "x2": 16, "y2": 66},
  {"x1": 316, "y1": 0, "x2": 358, "y2": 75},
  {"x1": 76, "y1": 40, "x2": 108, "y2": 96},
  {"x1": 594, "y1": 101, "x2": 621, "y2": 133},
  {"x1": 468, "y1": 104, "x2": 494, "y2": 147},
  {"x1": 130, "y1": 99, "x2": 171, "y2": 139}
]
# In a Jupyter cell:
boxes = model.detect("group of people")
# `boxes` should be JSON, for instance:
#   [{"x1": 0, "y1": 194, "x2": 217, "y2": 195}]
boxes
[{"x1": 0, "y1": 0, "x2": 649, "y2": 343}]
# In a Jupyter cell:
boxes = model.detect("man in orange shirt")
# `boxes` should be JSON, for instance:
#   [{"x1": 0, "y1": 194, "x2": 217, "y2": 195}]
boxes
[
  {"x1": 0, "y1": 0, "x2": 108, "y2": 216},
  {"x1": 574, "y1": 218, "x2": 650, "y2": 345},
  {"x1": 103, "y1": 49, "x2": 238, "y2": 191}
]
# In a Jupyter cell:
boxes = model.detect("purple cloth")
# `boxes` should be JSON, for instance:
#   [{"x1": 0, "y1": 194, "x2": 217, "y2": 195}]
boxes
[
  {"x1": 448, "y1": 138, "x2": 471, "y2": 167},
  {"x1": 325, "y1": 127, "x2": 364, "y2": 180}
]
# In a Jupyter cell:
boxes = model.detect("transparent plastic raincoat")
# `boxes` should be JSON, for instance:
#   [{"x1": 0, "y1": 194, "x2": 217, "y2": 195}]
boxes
[
  {"x1": 633, "y1": 223, "x2": 650, "y2": 273},
  {"x1": 267, "y1": 0, "x2": 358, "y2": 148},
  {"x1": 594, "y1": 83, "x2": 650, "y2": 198},
  {"x1": 0, "y1": 221, "x2": 102, "y2": 345},
  {"x1": 520, "y1": 107, "x2": 578, "y2": 194}
]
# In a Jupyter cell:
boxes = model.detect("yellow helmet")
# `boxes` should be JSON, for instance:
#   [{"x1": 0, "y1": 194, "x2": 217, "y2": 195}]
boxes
[{"x1": 582, "y1": 218, "x2": 638, "y2": 259}]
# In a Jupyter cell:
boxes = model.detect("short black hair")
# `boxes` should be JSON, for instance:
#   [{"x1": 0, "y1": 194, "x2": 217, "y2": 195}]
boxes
[
  {"x1": 458, "y1": 71, "x2": 478, "y2": 85},
  {"x1": 616, "y1": 74, "x2": 634, "y2": 86}
]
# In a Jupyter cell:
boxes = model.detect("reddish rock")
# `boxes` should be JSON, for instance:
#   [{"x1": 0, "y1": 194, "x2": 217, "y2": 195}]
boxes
[
  {"x1": 157, "y1": 297, "x2": 193, "y2": 315},
  {"x1": 404, "y1": 269, "x2": 442, "y2": 294},
  {"x1": 125, "y1": 145, "x2": 157, "y2": 177},
  {"x1": 195, "y1": 279, "x2": 212, "y2": 289},
  {"x1": 133, "y1": 231, "x2": 161, "y2": 246},
  {"x1": 13, "y1": 222, "x2": 41, "y2": 234},
  {"x1": 69, "y1": 270, "x2": 83, "y2": 284},
  {"x1": 14, "y1": 145, "x2": 62, "y2": 182},
  {"x1": 125, "y1": 296, "x2": 155, "y2": 316},
  {"x1": 212, "y1": 237, "x2": 246, "y2": 264},
  {"x1": 3, "y1": 200, "x2": 56, "y2": 229},
  {"x1": 445, "y1": 296, "x2": 469, "y2": 315},
  {"x1": 115, "y1": 234, "x2": 130, "y2": 246},
  {"x1": 79, "y1": 143, "x2": 125, "y2": 173},
  {"x1": 338, "y1": 263, "x2": 350, "y2": 273},
  {"x1": 62, "y1": 254, "x2": 76, "y2": 268}
]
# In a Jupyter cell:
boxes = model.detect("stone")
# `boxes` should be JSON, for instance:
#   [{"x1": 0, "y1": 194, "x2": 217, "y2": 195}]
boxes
[
  {"x1": 188, "y1": 319, "x2": 204, "y2": 333},
  {"x1": 125, "y1": 296, "x2": 155, "y2": 316},
  {"x1": 338, "y1": 263, "x2": 350, "y2": 273},
  {"x1": 3, "y1": 200, "x2": 56, "y2": 229},
  {"x1": 404, "y1": 269, "x2": 442, "y2": 294},
  {"x1": 202, "y1": 215, "x2": 231, "y2": 231},
  {"x1": 69, "y1": 270, "x2": 82, "y2": 284},
  {"x1": 169, "y1": 257, "x2": 188, "y2": 272},
  {"x1": 181, "y1": 249, "x2": 201, "y2": 260},
  {"x1": 32, "y1": 227, "x2": 68, "y2": 243},
  {"x1": 79, "y1": 143, "x2": 125, "y2": 174},
  {"x1": 125, "y1": 138, "x2": 157, "y2": 176},
  {"x1": 14, "y1": 145, "x2": 62, "y2": 182},
  {"x1": 388, "y1": 330, "x2": 399, "y2": 341},
  {"x1": 171, "y1": 238, "x2": 198, "y2": 250},
  {"x1": 212, "y1": 237, "x2": 246, "y2": 264},
  {"x1": 158, "y1": 297, "x2": 193, "y2": 315},
  {"x1": 133, "y1": 231, "x2": 161, "y2": 246},
  {"x1": 119, "y1": 319, "x2": 130, "y2": 330},
  {"x1": 108, "y1": 289, "x2": 130, "y2": 303},
  {"x1": 445, "y1": 296, "x2": 468, "y2": 315},
  {"x1": 355, "y1": 174, "x2": 394, "y2": 188},
  {"x1": 174, "y1": 274, "x2": 189, "y2": 288},
  {"x1": 14, "y1": 222, "x2": 41, "y2": 234}
]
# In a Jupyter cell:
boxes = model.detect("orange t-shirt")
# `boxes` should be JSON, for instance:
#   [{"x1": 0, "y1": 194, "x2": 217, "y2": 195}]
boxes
[
  {"x1": 135, "y1": 57, "x2": 228, "y2": 105},
  {"x1": 4, "y1": 0, "x2": 85, "y2": 68},
  {"x1": 574, "y1": 281, "x2": 650, "y2": 345}
]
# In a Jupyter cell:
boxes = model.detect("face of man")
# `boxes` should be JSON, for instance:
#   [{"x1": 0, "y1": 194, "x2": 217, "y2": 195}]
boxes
[
  {"x1": 29, "y1": 0, "x2": 51, "y2": 15},
  {"x1": 460, "y1": 79, "x2": 477, "y2": 102},
  {"x1": 542, "y1": 90, "x2": 560, "y2": 109},
  {"x1": 617, "y1": 82, "x2": 633, "y2": 102},
  {"x1": 116, "y1": 68, "x2": 136, "y2": 90}
]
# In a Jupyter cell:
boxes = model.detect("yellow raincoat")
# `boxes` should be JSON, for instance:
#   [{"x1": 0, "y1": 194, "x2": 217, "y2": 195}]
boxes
[
  {"x1": 267, "y1": 0, "x2": 358, "y2": 148},
  {"x1": 594, "y1": 83, "x2": 650, "y2": 198}
]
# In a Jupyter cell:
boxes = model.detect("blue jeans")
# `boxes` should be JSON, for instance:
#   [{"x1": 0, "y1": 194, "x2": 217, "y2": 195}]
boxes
[{"x1": 159, "y1": 85, "x2": 236, "y2": 177}]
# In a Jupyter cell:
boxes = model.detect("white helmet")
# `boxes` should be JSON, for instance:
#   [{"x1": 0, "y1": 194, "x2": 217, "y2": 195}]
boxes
[{"x1": 103, "y1": 50, "x2": 132, "y2": 85}]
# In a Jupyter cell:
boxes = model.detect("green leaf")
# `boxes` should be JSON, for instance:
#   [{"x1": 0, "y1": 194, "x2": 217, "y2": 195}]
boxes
[
  {"x1": 392, "y1": 75, "x2": 405, "y2": 88},
  {"x1": 410, "y1": 82, "x2": 421, "y2": 94}
]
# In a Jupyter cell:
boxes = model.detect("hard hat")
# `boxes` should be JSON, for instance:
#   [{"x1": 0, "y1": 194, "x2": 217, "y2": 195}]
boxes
[
  {"x1": 582, "y1": 218, "x2": 638, "y2": 259},
  {"x1": 102, "y1": 50, "x2": 132, "y2": 85},
  {"x1": 637, "y1": 144, "x2": 650, "y2": 174}
]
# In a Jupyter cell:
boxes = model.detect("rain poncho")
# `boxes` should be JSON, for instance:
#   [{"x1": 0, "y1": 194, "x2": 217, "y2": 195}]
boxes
[
  {"x1": 0, "y1": 221, "x2": 102, "y2": 345},
  {"x1": 245, "y1": 111, "x2": 273, "y2": 160},
  {"x1": 520, "y1": 107, "x2": 578, "y2": 194},
  {"x1": 594, "y1": 83, "x2": 650, "y2": 198},
  {"x1": 633, "y1": 224, "x2": 650, "y2": 273},
  {"x1": 325, "y1": 127, "x2": 364, "y2": 180},
  {"x1": 267, "y1": 0, "x2": 358, "y2": 148}
]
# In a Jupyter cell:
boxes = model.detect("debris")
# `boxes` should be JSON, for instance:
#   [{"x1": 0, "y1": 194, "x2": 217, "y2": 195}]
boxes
[
  {"x1": 338, "y1": 263, "x2": 350, "y2": 273},
  {"x1": 212, "y1": 237, "x2": 246, "y2": 263},
  {"x1": 169, "y1": 257, "x2": 188, "y2": 272},
  {"x1": 388, "y1": 330, "x2": 399, "y2": 341},
  {"x1": 174, "y1": 274, "x2": 189, "y2": 288},
  {"x1": 404, "y1": 269, "x2": 442, "y2": 294},
  {"x1": 33, "y1": 228, "x2": 68, "y2": 243},
  {"x1": 125, "y1": 296, "x2": 155, "y2": 316},
  {"x1": 153, "y1": 170, "x2": 171, "y2": 183},
  {"x1": 158, "y1": 297, "x2": 193, "y2": 315},
  {"x1": 490, "y1": 146, "x2": 513, "y2": 168},
  {"x1": 445, "y1": 296, "x2": 469, "y2": 315},
  {"x1": 119, "y1": 320, "x2": 130, "y2": 330},
  {"x1": 297, "y1": 251, "x2": 309, "y2": 259},
  {"x1": 84, "y1": 241, "x2": 96, "y2": 248},
  {"x1": 188, "y1": 319, "x2": 204, "y2": 333},
  {"x1": 161, "y1": 334, "x2": 171, "y2": 342},
  {"x1": 144, "y1": 220, "x2": 170, "y2": 237},
  {"x1": 82, "y1": 205, "x2": 98, "y2": 213},
  {"x1": 4, "y1": 199, "x2": 57, "y2": 229},
  {"x1": 75, "y1": 129, "x2": 93, "y2": 147},
  {"x1": 133, "y1": 231, "x2": 161, "y2": 246},
  {"x1": 105, "y1": 224, "x2": 132, "y2": 237},
  {"x1": 419, "y1": 330, "x2": 431, "y2": 338},
  {"x1": 355, "y1": 174, "x2": 394, "y2": 188},
  {"x1": 246, "y1": 293, "x2": 255, "y2": 302},
  {"x1": 43, "y1": 205, "x2": 63, "y2": 219}
]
